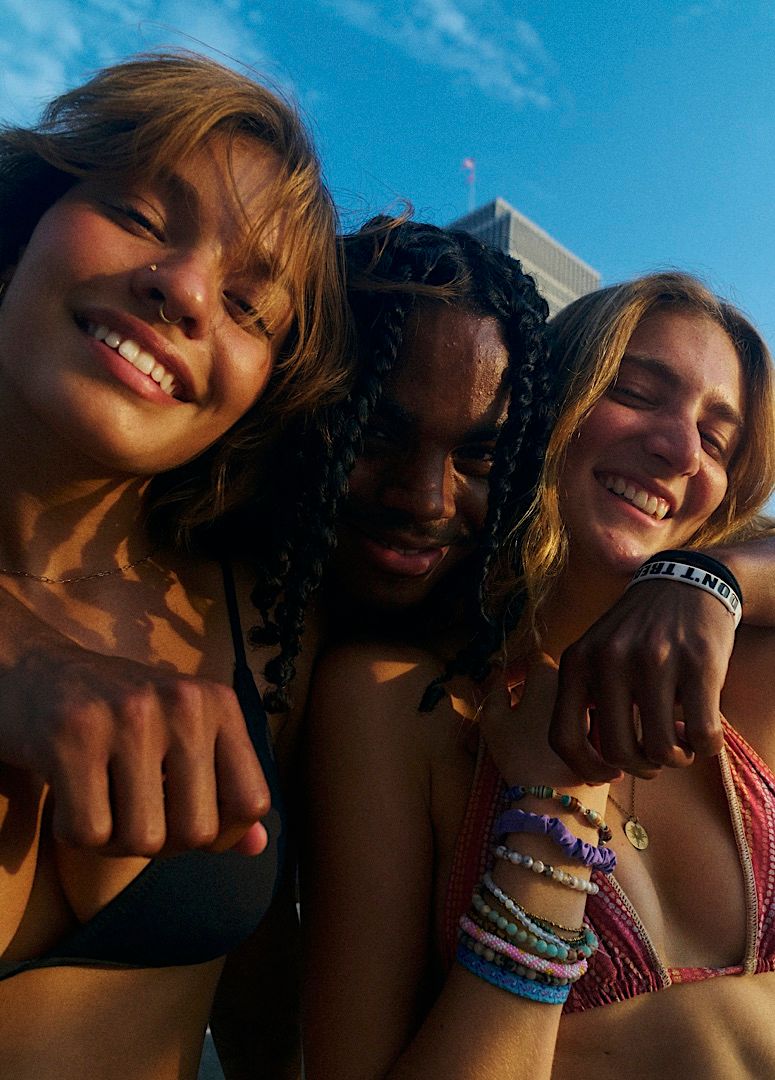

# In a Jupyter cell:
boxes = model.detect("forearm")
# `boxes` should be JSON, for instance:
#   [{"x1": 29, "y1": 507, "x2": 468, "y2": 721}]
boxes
[{"x1": 705, "y1": 535, "x2": 775, "y2": 627}]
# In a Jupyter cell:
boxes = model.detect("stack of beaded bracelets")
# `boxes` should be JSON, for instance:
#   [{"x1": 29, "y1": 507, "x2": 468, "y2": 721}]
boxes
[
  {"x1": 456, "y1": 781, "x2": 612, "y2": 1003},
  {"x1": 456, "y1": 875, "x2": 599, "y2": 1004},
  {"x1": 626, "y1": 548, "x2": 743, "y2": 627}
]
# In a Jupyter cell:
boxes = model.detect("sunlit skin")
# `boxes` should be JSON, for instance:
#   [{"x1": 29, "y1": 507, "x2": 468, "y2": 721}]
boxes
[
  {"x1": 332, "y1": 304, "x2": 510, "y2": 614},
  {"x1": 0, "y1": 135, "x2": 301, "y2": 1080},
  {"x1": 0, "y1": 137, "x2": 291, "y2": 485},
  {"x1": 555, "y1": 311, "x2": 744, "y2": 619},
  {"x1": 302, "y1": 306, "x2": 775, "y2": 1080}
]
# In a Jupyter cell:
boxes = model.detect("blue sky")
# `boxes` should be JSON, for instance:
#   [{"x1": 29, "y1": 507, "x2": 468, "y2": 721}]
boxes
[
  {"x1": 1, "y1": 0, "x2": 773, "y2": 337},
  {"x1": 1, "y1": 1, "x2": 774, "y2": 360}
]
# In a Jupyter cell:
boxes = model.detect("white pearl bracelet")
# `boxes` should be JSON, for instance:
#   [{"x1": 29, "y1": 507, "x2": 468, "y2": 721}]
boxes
[{"x1": 493, "y1": 844, "x2": 599, "y2": 894}]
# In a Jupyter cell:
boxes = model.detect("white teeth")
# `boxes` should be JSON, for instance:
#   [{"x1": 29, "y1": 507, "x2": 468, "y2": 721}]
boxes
[
  {"x1": 117, "y1": 339, "x2": 140, "y2": 362},
  {"x1": 604, "y1": 475, "x2": 669, "y2": 520},
  {"x1": 87, "y1": 322, "x2": 176, "y2": 397},
  {"x1": 134, "y1": 352, "x2": 155, "y2": 376}
]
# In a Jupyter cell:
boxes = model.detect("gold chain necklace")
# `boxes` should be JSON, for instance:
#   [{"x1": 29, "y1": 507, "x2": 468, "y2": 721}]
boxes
[
  {"x1": 0, "y1": 549, "x2": 157, "y2": 584},
  {"x1": 607, "y1": 775, "x2": 649, "y2": 850}
]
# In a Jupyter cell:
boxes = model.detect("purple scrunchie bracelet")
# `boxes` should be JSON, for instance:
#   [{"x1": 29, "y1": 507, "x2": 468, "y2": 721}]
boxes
[{"x1": 495, "y1": 809, "x2": 617, "y2": 874}]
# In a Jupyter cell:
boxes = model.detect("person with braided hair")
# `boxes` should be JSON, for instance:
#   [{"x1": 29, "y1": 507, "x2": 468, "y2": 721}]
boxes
[
  {"x1": 301, "y1": 271, "x2": 775, "y2": 1079},
  {"x1": 243, "y1": 217, "x2": 556, "y2": 705}
]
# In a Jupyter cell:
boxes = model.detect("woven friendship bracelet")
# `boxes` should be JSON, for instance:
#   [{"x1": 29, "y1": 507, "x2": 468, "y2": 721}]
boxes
[
  {"x1": 456, "y1": 942, "x2": 571, "y2": 1004},
  {"x1": 492, "y1": 843, "x2": 600, "y2": 894},
  {"x1": 495, "y1": 809, "x2": 617, "y2": 873},
  {"x1": 504, "y1": 784, "x2": 612, "y2": 844},
  {"x1": 627, "y1": 549, "x2": 742, "y2": 627}
]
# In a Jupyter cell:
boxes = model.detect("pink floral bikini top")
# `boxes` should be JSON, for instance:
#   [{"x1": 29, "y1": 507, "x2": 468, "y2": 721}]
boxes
[{"x1": 442, "y1": 716, "x2": 775, "y2": 1011}]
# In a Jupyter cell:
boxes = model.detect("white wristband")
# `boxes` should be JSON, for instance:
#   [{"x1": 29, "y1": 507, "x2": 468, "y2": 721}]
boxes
[{"x1": 627, "y1": 558, "x2": 742, "y2": 627}]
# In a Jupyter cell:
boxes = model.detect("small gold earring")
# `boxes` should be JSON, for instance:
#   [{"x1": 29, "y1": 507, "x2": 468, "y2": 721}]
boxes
[{"x1": 149, "y1": 264, "x2": 158, "y2": 272}]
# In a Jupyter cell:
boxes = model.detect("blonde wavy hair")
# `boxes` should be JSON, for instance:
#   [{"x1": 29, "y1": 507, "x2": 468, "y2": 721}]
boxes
[
  {"x1": 0, "y1": 51, "x2": 349, "y2": 541},
  {"x1": 518, "y1": 271, "x2": 775, "y2": 629}
]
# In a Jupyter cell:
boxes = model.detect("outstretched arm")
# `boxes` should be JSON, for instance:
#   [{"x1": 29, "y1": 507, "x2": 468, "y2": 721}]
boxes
[
  {"x1": 0, "y1": 585, "x2": 269, "y2": 855},
  {"x1": 301, "y1": 645, "x2": 605, "y2": 1080},
  {"x1": 550, "y1": 534, "x2": 775, "y2": 781}
]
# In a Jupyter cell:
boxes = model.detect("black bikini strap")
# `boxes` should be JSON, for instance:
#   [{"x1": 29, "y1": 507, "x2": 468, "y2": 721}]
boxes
[
  {"x1": 219, "y1": 560, "x2": 282, "y2": 815},
  {"x1": 221, "y1": 558, "x2": 251, "y2": 675}
]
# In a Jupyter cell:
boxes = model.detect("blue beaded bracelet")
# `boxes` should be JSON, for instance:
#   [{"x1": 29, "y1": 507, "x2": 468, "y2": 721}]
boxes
[{"x1": 456, "y1": 942, "x2": 571, "y2": 1004}]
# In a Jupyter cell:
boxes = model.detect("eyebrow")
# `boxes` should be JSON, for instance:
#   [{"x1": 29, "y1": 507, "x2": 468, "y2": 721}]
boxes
[
  {"x1": 621, "y1": 353, "x2": 744, "y2": 430},
  {"x1": 165, "y1": 172, "x2": 278, "y2": 280},
  {"x1": 372, "y1": 397, "x2": 507, "y2": 441}
]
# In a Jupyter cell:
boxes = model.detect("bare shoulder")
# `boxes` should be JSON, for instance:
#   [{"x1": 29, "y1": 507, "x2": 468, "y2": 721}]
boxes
[
  {"x1": 722, "y1": 625, "x2": 775, "y2": 763},
  {"x1": 309, "y1": 641, "x2": 474, "y2": 765}
]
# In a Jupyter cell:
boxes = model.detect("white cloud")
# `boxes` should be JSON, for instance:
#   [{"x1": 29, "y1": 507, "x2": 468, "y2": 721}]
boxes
[
  {"x1": 0, "y1": 0, "x2": 275, "y2": 123},
  {"x1": 321, "y1": 0, "x2": 553, "y2": 109}
]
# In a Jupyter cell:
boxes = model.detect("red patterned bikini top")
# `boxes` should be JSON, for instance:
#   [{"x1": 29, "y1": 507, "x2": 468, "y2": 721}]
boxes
[{"x1": 442, "y1": 716, "x2": 775, "y2": 1011}]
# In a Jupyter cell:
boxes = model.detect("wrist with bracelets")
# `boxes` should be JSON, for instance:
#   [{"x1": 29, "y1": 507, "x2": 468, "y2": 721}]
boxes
[
  {"x1": 504, "y1": 784, "x2": 613, "y2": 844},
  {"x1": 495, "y1": 809, "x2": 617, "y2": 873},
  {"x1": 627, "y1": 548, "x2": 743, "y2": 627},
  {"x1": 456, "y1": 778, "x2": 611, "y2": 1004}
]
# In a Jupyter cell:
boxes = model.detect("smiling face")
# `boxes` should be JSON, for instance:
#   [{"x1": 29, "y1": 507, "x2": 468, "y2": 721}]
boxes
[
  {"x1": 333, "y1": 304, "x2": 510, "y2": 611},
  {"x1": 0, "y1": 134, "x2": 292, "y2": 478},
  {"x1": 559, "y1": 308, "x2": 744, "y2": 582}
]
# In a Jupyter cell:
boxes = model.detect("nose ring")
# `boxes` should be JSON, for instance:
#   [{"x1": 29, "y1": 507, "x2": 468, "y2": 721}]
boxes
[{"x1": 159, "y1": 301, "x2": 181, "y2": 325}]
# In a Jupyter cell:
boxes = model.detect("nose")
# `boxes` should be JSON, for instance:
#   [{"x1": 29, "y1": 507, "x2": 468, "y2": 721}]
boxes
[
  {"x1": 380, "y1": 451, "x2": 456, "y2": 524},
  {"x1": 645, "y1": 413, "x2": 701, "y2": 476},
  {"x1": 134, "y1": 253, "x2": 218, "y2": 338}
]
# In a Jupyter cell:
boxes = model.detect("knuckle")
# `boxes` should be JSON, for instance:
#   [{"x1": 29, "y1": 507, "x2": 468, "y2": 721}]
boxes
[
  {"x1": 58, "y1": 817, "x2": 113, "y2": 850},
  {"x1": 690, "y1": 727, "x2": 724, "y2": 757},
  {"x1": 170, "y1": 819, "x2": 219, "y2": 851},
  {"x1": 645, "y1": 744, "x2": 679, "y2": 768},
  {"x1": 221, "y1": 784, "x2": 270, "y2": 824},
  {"x1": 123, "y1": 824, "x2": 167, "y2": 857}
]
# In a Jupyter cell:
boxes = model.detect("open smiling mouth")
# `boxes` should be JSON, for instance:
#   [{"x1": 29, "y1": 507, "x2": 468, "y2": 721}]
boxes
[
  {"x1": 346, "y1": 523, "x2": 457, "y2": 578},
  {"x1": 85, "y1": 322, "x2": 180, "y2": 398},
  {"x1": 601, "y1": 474, "x2": 670, "y2": 520}
]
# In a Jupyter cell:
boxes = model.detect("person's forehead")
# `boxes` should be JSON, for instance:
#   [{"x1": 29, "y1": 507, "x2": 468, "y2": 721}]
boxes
[{"x1": 380, "y1": 305, "x2": 511, "y2": 434}]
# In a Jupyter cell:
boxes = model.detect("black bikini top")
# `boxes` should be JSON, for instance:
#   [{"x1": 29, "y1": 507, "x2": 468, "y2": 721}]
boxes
[{"x1": 0, "y1": 562, "x2": 285, "y2": 978}]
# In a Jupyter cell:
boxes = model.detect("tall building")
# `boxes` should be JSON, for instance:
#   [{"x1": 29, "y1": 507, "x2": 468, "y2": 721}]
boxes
[{"x1": 450, "y1": 197, "x2": 600, "y2": 315}]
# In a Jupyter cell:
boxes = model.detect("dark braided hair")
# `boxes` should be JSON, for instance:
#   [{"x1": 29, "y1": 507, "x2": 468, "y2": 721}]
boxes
[{"x1": 249, "y1": 216, "x2": 561, "y2": 711}]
